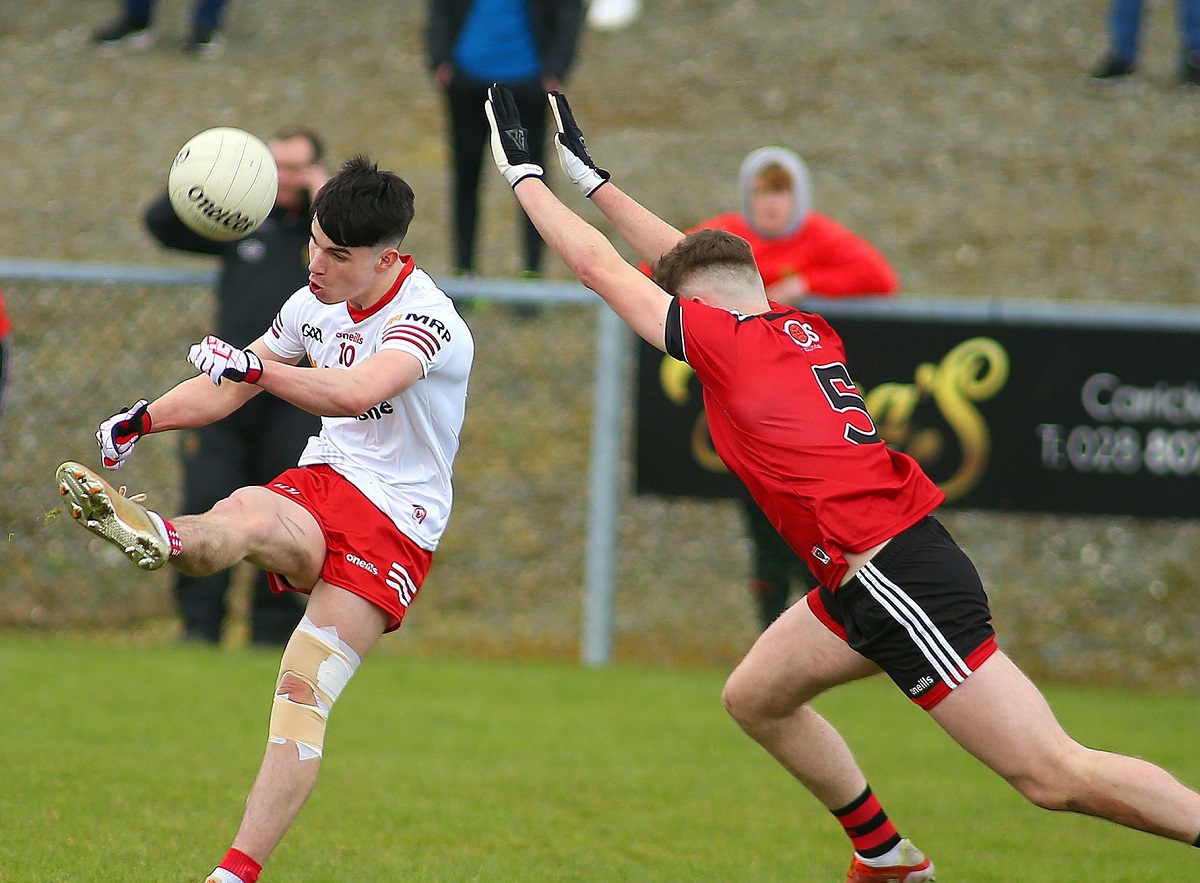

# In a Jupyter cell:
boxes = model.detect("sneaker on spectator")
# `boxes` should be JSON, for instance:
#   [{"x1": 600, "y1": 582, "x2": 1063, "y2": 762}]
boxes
[
  {"x1": 1183, "y1": 53, "x2": 1200, "y2": 88},
  {"x1": 182, "y1": 25, "x2": 223, "y2": 56},
  {"x1": 1089, "y1": 53, "x2": 1136, "y2": 85},
  {"x1": 93, "y1": 16, "x2": 153, "y2": 51}
]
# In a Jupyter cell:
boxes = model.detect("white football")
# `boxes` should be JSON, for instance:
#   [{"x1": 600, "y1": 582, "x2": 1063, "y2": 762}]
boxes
[{"x1": 168, "y1": 127, "x2": 278, "y2": 242}]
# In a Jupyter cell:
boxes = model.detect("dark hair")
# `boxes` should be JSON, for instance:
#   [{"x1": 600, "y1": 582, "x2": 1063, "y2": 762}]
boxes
[
  {"x1": 271, "y1": 125, "x2": 326, "y2": 164},
  {"x1": 311, "y1": 154, "x2": 415, "y2": 248},
  {"x1": 652, "y1": 229, "x2": 757, "y2": 296}
]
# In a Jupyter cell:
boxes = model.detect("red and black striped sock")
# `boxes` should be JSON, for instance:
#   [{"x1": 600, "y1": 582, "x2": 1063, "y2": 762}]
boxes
[{"x1": 832, "y1": 785, "x2": 902, "y2": 859}]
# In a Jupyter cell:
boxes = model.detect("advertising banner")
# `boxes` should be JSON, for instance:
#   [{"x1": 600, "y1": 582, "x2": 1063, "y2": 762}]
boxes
[{"x1": 634, "y1": 298, "x2": 1200, "y2": 519}]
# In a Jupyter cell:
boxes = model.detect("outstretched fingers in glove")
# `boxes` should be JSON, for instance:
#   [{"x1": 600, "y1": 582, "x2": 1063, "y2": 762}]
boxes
[
  {"x1": 96, "y1": 398, "x2": 152, "y2": 469},
  {"x1": 548, "y1": 91, "x2": 610, "y2": 198},
  {"x1": 485, "y1": 82, "x2": 545, "y2": 188},
  {"x1": 188, "y1": 335, "x2": 264, "y2": 386}
]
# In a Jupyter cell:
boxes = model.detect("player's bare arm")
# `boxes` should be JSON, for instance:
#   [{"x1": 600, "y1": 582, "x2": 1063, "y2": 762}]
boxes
[
  {"x1": 94, "y1": 337, "x2": 281, "y2": 469},
  {"x1": 486, "y1": 83, "x2": 672, "y2": 351},
  {"x1": 145, "y1": 376, "x2": 258, "y2": 433},
  {"x1": 189, "y1": 334, "x2": 423, "y2": 418},
  {"x1": 141, "y1": 336, "x2": 314, "y2": 435},
  {"x1": 547, "y1": 90, "x2": 686, "y2": 266},
  {"x1": 145, "y1": 348, "x2": 275, "y2": 433},
  {"x1": 513, "y1": 179, "x2": 671, "y2": 350},
  {"x1": 588, "y1": 183, "x2": 685, "y2": 268},
  {"x1": 255, "y1": 347, "x2": 424, "y2": 417}
]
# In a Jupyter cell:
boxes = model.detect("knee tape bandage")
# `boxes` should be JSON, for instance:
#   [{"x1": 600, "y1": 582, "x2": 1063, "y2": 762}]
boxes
[{"x1": 268, "y1": 617, "x2": 360, "y2": 759}]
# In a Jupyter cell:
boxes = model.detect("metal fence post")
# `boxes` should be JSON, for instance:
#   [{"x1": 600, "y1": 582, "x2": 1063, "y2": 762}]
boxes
[{"x1": 580, "y1": 304, "x2": 626, "y2": 666}]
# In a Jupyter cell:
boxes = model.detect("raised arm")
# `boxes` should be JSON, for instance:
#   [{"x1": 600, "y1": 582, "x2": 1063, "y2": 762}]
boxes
[
  {"x1": 547, "y1": 91, "x2": 684, "y2": 266},
  {"x1": 486, "y1": 84, "x2": 672, "y2": 351}
]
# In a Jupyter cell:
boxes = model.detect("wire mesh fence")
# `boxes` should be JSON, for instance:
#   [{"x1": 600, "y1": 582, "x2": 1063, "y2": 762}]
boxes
[
  {"x1": 3, "y1": 276, "x2": 1200, "y2": 688},
  {"x1": 0, "y1": 276, "x2": 759, "y2": 661}
]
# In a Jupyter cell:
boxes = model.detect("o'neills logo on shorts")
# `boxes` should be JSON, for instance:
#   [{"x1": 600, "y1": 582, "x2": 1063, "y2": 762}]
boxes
[
  {"x1": 185, "y1": 185, "x2": 257, "y2": 235},
  {"x1": 909, "y1": 675, "x2": 936, "y2": 696},
  {"x1": 345, "y1": 553, "x2": 379, "y2": 575}
]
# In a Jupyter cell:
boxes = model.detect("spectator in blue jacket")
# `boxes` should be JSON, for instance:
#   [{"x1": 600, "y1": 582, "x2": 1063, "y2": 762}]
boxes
[{"x1": 426, "y1": 0, "x2": 584, "y2": 283}]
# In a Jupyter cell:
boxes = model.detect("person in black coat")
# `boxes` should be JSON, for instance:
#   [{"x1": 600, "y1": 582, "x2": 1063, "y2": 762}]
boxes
[{"x1": 143, "y1": 126, "x2": 327, "y2": 645}]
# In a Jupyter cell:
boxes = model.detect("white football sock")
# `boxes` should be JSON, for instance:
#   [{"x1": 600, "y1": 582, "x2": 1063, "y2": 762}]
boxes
[
  {"x1": 857, "y1": 842, "x2": 904, "y2": 867},
  {"x1": 205, "y1": 869, "x2": 245, "y2": 883}
]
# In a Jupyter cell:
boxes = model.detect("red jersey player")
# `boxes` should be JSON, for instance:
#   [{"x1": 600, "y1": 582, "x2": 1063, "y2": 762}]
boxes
[
  {"x1": 485, "y1": 83, "x2": 1200, "y2": 881},
  {"x1": 648, "y1": 146, "x2": 901, "y2": 631}
]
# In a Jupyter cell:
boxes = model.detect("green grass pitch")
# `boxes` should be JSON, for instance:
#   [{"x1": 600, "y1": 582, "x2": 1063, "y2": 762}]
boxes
[{"x1": 2, "y1": 633, "x2": 1197, "y2": 881}]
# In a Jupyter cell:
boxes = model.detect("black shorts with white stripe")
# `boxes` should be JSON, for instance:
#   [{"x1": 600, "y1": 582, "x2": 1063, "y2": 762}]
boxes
[{"x1": 809, "y1": 515, "x2": 998, "y2": 709}]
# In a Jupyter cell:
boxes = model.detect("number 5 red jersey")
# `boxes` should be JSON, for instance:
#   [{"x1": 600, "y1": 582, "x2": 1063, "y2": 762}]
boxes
[{"x1": 665, "y1": 296, "x2": 944, "y2": 590}]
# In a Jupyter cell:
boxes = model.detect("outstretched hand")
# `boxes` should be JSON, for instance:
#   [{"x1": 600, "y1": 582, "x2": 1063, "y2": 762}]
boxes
[
  {"x1": 548, "y1": 91, "x2": 610, "y2": 197},
  {"x1": 188, "y1": 335, "x2": 264, "y2": 386},
  {"x1": 97, "y1": 399, "x2": 151, "y2": 469},
  {"x1": 485, "y1": 83, "x2": 544, "y2": 188}
]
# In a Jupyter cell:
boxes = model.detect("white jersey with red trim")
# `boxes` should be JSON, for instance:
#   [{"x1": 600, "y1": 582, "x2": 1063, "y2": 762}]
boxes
[{"x1": 263, "y1": 258, "x2": 473, "y2": 550}]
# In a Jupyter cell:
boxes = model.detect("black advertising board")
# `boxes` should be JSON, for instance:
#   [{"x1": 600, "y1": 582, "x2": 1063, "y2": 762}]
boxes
[{"x1": 634, "y1": 297, "x2": 1200, "y2": 519}]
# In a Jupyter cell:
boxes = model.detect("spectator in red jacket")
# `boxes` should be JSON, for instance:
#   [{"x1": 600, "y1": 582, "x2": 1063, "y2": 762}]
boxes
[
  {"x1": 691, "y1": 146, "x2": 898, "y2": 304},
  {"x1": 0, "y1": 283, "x2": 11, "y2": 426},
  {"x1": 691, "y1": 146, "x2": 899, "y2": 631}
]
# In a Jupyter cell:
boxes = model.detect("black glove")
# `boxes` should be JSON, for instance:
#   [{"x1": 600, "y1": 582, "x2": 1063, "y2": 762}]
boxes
[
  {"x1": 548, "y1": 91, "x2": 610, "y2": 197},
  {"x1": 485, "y1": 82, "x2": 545, "y2": 188}
]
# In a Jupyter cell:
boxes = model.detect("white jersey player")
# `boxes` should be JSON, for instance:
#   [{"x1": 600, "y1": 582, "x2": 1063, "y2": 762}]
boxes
[
  {"x1": 267, "y1": 258, "x2": 472, "y2": 551},
  {"x1": 58, "y1": 155, "x2": 475, "y2": 883}
]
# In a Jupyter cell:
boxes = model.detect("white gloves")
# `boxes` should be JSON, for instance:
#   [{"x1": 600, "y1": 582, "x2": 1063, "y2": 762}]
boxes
[
  {"x1": 188, "y1": 335, "x2": 264, "y2": 386},
  {"x1": 97, "y1": 399, "x2": 151, "y2": 469}
]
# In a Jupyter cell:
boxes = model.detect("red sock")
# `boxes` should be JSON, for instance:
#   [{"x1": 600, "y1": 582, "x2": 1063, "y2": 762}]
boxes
[
  {"x1": 160, "y1": 516, "x2": 183, "y2": 558},
  {"x1": 220, "y1": 848, "x2": 262, "y2": 883},
  {"x1": 832, "y1": 786, "x2": 901, "y2": 858}
]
